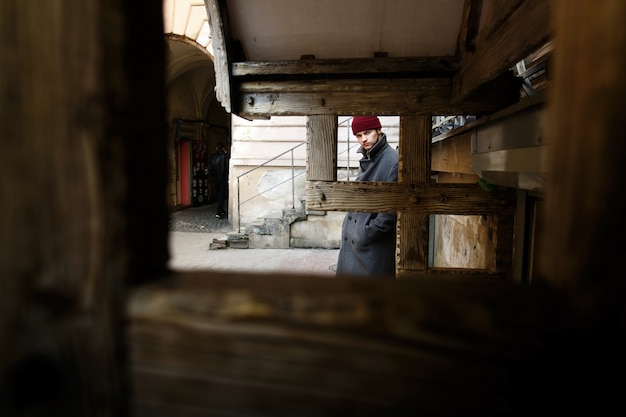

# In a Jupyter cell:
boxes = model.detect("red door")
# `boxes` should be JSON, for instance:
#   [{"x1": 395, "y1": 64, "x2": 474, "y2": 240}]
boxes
[{"x1": 179, "y1": 139, "x2": 191, "y2": 205}]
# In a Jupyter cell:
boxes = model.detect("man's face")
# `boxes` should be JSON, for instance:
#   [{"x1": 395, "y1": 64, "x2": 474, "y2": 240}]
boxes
[{"x1": 355, "y1": 128, "x2": 380, "y2": 150}]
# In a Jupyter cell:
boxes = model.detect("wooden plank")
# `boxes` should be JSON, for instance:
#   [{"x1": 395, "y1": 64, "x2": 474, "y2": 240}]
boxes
[
  {"x1": 432, "y1": 132, "x2": 476, "y2": 175},
  {"x1": 236, "y1": 78, "x2": 518, "y2": 118},
  {"x1": 231, "y1": 56, "x2": 459, "y2": 77},
  {"x1": 306, "y1": 115, "x2": 337, "y2": 181},
  {"x1": 479, "y1": 0, "x2": 525, "y2": 38},
  {"x1": 493, "y1": 213, "x2": 515, "y2": 274},
  {"x1": 452, "y1": 0, "x2": 552, "y2": 103},
  {"x1": 205, "y1": 0, "x2": 235, "y2": 112},
  {"x1": 435, "y1": 172, "x2": 478, "y2": 183},
  {"x1": 397, "y1": 115, "x2": 431, "y2": 274},
  {"x1": 396, "y1": 212, "x2": 430, "y2": 274},
  {"x1": 0, "y1": 0, "x2": 149, "y2": 415},
  {"x1": 398, "y1": 115, "x2": 431, "y2": 184},
  {"x1": 128, "y1": 271, "x2": 564, "y2": 416},
  {"x1": 539, "y1": 0, "x2": 626, "y2": 291},
  {"x1": 456, "y1": 0, "x2": 483, "y2": 54},
  {"x1": 306, "y1": 182, "x2": 515, "y2": 215}
]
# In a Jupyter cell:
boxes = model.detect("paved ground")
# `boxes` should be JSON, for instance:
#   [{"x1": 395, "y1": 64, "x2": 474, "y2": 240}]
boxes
[{"x1": 168, "y1": 204, "x2": 339, "y2": 276}]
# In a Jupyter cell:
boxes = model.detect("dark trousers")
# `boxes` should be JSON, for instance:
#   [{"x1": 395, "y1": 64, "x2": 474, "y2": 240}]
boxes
[{"x1": 214, "y1": 176, "x2": 227, "y2": 215}]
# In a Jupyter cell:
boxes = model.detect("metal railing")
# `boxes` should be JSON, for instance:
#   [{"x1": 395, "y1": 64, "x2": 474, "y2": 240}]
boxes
[
  {"x1": 236, "y1": 142, "x2": 306, "y2": 233},
  {"x1": 235, "y1": 118, "x2": 359, "y2": 234}
]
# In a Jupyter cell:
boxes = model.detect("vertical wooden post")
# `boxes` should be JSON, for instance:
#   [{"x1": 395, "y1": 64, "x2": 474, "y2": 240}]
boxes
[
  {"x1": 396, "y1": 115, "x2": 432, "y2": 277},
  {"x1": 540, "y1": 0, "x2": 626, "y2": 299},
  {"x1": 0, "y1": 0, "x2": 165, "y2": 415},
  {"x1": 306, "y1": 115, "x2": 338, "y2": 182}
]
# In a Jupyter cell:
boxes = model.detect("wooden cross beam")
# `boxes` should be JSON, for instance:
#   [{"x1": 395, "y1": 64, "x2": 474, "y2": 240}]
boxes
[{"x1": 305, "y1": 114, "x2": 516, "y2": 278}]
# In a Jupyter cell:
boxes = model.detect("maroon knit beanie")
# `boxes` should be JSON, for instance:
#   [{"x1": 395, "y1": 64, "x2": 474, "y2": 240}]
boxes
[{"x1": 351, "y1": 115, "x2": 382, "y2": 134}]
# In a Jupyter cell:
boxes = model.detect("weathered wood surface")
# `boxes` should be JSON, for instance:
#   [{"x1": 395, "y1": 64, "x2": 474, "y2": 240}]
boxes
[
  {"x1": 0, "y1": 0, "x2": 167, "y2": 415},
  {"x1": 306, "y1": 182, "x2": 516, "y2": 215},
  {"x1": 397, "y1": 115, "x2": 431, "y2": 275},
  {"x1": 2, "y1": 0, "x2": 625, "y2": 416},
  {"x1": 306, "y1": 115, "x2": 338, "y2": 181},
  {"x1": 0, "y1": 0, "x2": 135, "y2": 415},
  {"x1": 398, "y1": 115, "x2": 431, "y2": 184},
  {"x1": 205, "y1": 0, "x2": 235, "y2": 112},
  {"x1": 232, "y1": 56, "x2": 459, "y2": 77},
  {"x1": 129, "y1": 271, "x2": 568, "y2": 416},
  {"x1": 539, "y1": 0, "x2": 626, "y2": 292},
  {"x1": 432, "y1": 132, "x2": 476, "y2": 175},
  {"x1": 237, "y1": 77, "x2": 519, "y2": 118},
  {"x1": 395, "y1": 212, "x2": 430, "y2": 274},
  {"x1": 452, "y1": 0, "x2": 552, "y2": 103}
]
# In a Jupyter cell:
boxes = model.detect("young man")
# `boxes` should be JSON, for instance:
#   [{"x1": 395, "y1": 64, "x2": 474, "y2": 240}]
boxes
[{"x1": 336, "y1": 116, "x2": 398, "y2": 277}]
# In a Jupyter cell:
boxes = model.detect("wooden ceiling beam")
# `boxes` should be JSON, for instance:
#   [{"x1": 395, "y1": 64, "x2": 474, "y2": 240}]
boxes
[
  {"x1": 451, "y1": 0, "x2": 552, "y2": 104},
  {"x1": 236, "y1": 77, "x2": 519, "y2": 118},
  {"x1": 205, "y1": 0, "x2": 236, "y2": 113},
  {"x1": 231, "y1": 57, "x2": 459, "y2": 78}
]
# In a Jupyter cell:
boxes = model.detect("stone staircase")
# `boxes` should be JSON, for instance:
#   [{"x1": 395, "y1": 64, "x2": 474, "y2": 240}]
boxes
[{"x1": 213, "y1": 204, "x2": 307, "y2": 250}]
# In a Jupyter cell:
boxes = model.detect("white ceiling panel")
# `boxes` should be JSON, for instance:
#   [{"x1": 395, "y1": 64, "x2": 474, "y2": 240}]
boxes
[{"x1": 227, "y1": 0, "x2": 466, "y2": 60}]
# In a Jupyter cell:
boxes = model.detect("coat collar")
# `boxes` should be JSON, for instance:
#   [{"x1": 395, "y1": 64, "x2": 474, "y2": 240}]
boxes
[{"x1": 357, "y1": 133, "x2": 388, "y2": 159}]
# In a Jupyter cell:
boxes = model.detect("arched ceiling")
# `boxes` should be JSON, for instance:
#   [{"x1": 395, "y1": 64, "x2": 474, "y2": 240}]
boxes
[
  {"x1": 165, "y1": 35, "x2": 213, "y2": 85},
  {"x1": 163, "y1": 0, "x2": 214, "y2": 86}
]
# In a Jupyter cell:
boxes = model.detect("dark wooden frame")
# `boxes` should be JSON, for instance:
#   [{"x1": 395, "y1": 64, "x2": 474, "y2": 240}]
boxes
[{"x1": 2, "y1": 0, "x2": 625, "y2": 416}]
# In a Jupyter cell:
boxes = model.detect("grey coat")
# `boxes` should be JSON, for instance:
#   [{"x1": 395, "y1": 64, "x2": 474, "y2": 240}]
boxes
[{"x1": 336, "y1": 134, "x2": 398, "y2": 277}]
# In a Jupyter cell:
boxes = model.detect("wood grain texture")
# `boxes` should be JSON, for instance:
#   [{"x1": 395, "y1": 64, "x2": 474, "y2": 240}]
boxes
[
  {"x1": 397, "y1": 115, "x2": 431, "y2": 273},
  {"x1": 452, "y1": 0, "x2": 551, "y2": 103},
  {"x1": 540, "y1": 0, "x2": 626, "y2": 294},
  {"x1": 432, "y1": 132, "x2": 476, "y2": 175},
  {"x1": 0, "y1": 0, "x2": 136, "y2": 415},
  {"x1": 205, "y1": 0, "x2": 233, "y2": 112},
  {"x1": 128, "y1": 271, "x2": 568, "y2": 416},
  {"x1": 306, "y1": 182, "x2": 516, "y2": 215},
  {"x1": 232, "y1": 56, "x2": 459, "y2": 77},
  {"x1": 236, "y1": 78, "x2": 518, "y2": 118},
  {"x1": 307, "y1": 115, "x2": 338, "y2": 181}
]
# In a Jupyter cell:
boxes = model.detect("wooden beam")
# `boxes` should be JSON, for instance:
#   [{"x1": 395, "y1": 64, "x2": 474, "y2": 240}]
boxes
[
  {"x1": 306, "y1": 182, "x2": 515, "y2": 215},
  {"x1": 129, "y1": 271, "x2": 575, "y2": 415},
  {"x1": 236, "y1": 78, "x2": 519, "y2": 118},
  {"x1": 451, "y1": 0, "x2": 552, "y2": 104},
  {"x1": 493, "y1": 213, "x2": 515, "y2": 273},
  {"x1": 205, "y1": 0, "x2": 234, "y2": 113},
  {"x1": 231, "y1": 56, "x2": 459, "y2": 78},
  {"x1": 306, "y1": 115, "x2": 338, "y2": 181},
  {"x1": 0, "y1": 0, "x2": 161, "y2": 414},
  {"x1": 540, "y1": 0, "x2": 626, "y2": 294},
  {"x1": 398, "y1": 116, "x2": 431, "y2": 184},
  {"x1": 397, "y1": 115, "x2": 432, "y2": 274},
  {"x1": 456, "y1": 0, "x2": 483, "y2": 55}
]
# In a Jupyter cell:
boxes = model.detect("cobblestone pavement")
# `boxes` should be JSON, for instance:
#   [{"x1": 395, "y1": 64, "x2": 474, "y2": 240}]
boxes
[{"x1": 169, "y1": 203, "x2": 232, "y2": 233}]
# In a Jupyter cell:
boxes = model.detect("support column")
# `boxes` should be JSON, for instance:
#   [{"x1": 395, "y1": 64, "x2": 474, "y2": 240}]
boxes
[
  {"x1": 396, "y1": 115, "x2": 432, "y2": 277},
  {"x1": 306, "y1": 115, "x2": 338, "y2": 182}
]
